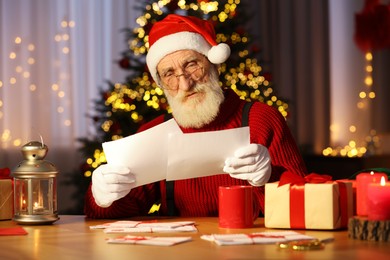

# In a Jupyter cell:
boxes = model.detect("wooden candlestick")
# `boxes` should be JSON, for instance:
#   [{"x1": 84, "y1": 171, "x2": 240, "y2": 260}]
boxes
[{"x1": 348, "y1": 216, "x2": 390, "y2": 242}]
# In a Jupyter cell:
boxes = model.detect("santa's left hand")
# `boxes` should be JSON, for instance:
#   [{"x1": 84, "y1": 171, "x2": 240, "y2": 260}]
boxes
[{"x1": 223, "y1": 143, "x2": 271, "y2": 186}]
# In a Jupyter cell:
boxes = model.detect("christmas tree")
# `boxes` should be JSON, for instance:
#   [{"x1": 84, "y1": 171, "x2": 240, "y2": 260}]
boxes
[{"x1": 78, "y1": 0, "x2": 288, "y2": 180}]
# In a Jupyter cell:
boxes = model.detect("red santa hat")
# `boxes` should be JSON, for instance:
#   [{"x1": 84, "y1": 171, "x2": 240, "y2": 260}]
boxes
[{"x1": 146, "y1": 14, "x2": 231, "y2": 84}]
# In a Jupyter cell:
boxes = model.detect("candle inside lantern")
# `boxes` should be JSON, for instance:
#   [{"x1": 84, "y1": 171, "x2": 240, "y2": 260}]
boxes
[
  {"x1": 367, "y1": 176, "x2": 390, "y2": 221},
  {"x1": 356, "y1": 171, "x2": 388, "y2": 216},
  {"x1": 21, "y1": 198, "x2": 27, "y2": 211},
  {"x1": 33, "y1": 202, "x2": 44, "y2": 213}
]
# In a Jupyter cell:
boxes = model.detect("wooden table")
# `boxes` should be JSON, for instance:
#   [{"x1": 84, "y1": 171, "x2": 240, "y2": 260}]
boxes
[{"x1": 0, "y1": 215, "x2": 389, "y2": 260}]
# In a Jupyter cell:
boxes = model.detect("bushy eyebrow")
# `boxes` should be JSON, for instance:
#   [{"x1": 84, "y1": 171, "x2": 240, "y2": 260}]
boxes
[{"x1": 158, "y1": 54, "x2": 204, "y2": 76}]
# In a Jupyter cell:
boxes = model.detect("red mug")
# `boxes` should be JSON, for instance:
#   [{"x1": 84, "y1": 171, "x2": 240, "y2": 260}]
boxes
[{"x1": 218, "y1": 185, "x2": 258, "y2": 228}]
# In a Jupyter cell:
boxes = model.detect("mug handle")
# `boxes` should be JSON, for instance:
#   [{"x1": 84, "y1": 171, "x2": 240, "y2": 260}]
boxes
[{"x1": 252, "y1": 192, "x2": 260, "y2": 221}]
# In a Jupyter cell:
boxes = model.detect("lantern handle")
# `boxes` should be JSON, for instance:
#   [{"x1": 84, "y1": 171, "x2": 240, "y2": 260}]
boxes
[{"x1": 40, "y1": 134, "x2": 44, "y2": 148}]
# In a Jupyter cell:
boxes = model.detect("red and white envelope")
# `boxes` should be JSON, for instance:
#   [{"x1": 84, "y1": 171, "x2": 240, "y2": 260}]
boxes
[
  {"x1": 201, "y1": 231, "x2": 316, "y2": 246},
  {"x1": 90, "y1": 220, "x2": 197, "y2": 233},
  {"x1": 106, "y1": 235, "x2": 192, "y2": 246}
]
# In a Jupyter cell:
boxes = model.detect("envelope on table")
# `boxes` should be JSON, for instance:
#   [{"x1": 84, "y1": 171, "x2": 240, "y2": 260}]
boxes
[
  {"x1": 264, "y1": 181, "x2": 353, "y2": 230},
  {"x1": 201, "y1": 231, "x2": 316, "y2": 246},
  {"x1": 106, "y1": 236, "x2": 192, "y2": 246},
  {"x1": 90, "y1": 220, "x2": 197, "y2": 233}
]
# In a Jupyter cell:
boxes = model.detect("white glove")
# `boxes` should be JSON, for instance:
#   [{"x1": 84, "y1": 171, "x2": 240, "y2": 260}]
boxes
[
  {"x1": 223, "y1": 143, "x2": 271, "y2": 186},
  {"x1": 91, "y1": 164, "x2": 136, "y2": 207}
]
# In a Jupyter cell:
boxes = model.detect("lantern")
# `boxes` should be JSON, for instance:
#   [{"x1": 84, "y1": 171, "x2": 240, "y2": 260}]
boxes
[{"x1": 11, "y1": 141, "x2": 59, "y2": 224}]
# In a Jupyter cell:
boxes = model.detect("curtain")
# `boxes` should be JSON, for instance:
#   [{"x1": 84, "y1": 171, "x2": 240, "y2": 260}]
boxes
[
  {"x1": 248, "y1": 0, "x2": 330, "y2": 154},
  {"x1": 0, "y1": 0, "x2": 137, "y2": 168},
  {"x1": 0, "y1": 0, "x2": 138, "y2": 212}
]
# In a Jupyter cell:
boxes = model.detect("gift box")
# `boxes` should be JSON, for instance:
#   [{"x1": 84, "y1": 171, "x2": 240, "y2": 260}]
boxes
[
  {"x1": 264, "y1": 173, "x2": 354, "y2": 230},
  {"x1": 0, "y1": 179, "x2": 13, "y2": 220},
  {"x1": 338, "y1": 179, "x2": 356, "y2": 215},
  {"x1": 0, "y1": 168, "x2": 13, "y2": 220}
]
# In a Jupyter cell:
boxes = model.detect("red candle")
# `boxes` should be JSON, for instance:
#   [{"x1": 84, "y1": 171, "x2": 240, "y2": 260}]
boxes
[
  {"x1": 356, "y1": 171, "x2": 388, "y2": 216},
  {"x1": 367, "y1": 176, "x2": 390, "y2": 221}
]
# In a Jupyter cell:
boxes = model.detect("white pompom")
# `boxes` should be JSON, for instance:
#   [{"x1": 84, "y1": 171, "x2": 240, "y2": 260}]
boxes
[{"x1": 207, "y1": 43, "x2": 231, "y2": 64}]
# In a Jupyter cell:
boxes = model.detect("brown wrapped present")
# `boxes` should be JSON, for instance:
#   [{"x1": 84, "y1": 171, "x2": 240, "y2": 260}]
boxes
[{"x1": 0, "y1": 179, "x2": 13, "y2": 220}]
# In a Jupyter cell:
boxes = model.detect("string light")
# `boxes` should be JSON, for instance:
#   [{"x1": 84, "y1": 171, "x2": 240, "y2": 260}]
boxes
[
  {"x1": 323, "y1": 50, "x2": 378, "y2": 157},
  {"x1": 0, "y1": 18, "x2": 76, "y2": 148}
]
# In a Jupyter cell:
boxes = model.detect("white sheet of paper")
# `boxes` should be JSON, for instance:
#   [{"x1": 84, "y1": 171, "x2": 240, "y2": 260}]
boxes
[
  {"x1": 166, "y1": 127, "x2": 250, "y2": 181},
  {"x1": 102, "y1": 119, "x2": 181, "y2": 187},
  {"x1": 102, "y1": 119, "x2": 250, "y2": 187}
]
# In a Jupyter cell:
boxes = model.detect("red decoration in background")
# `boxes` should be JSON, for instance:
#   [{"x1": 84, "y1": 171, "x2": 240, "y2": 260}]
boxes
[
  {"x1": 235, "y1": 26, "x2": 245, "y2": 36},
  {"x1": 103, "y1": 92, "x2": 110, "y2": 101},
  {"x1": 119, "y1": 57, "x2": 131, "y2": 69},
  {"x1": 230, "y1": 9, "x2": 237, "y2": 19},
  {"x1": 354, "y1": 0, "x2": 390, "y2": 52},
  {"x1": 251, "y1": 44, "x2": 261, "y2": 54},
  {"x1": 123, "y1": 97, "x2": 134, "y2": 105},
  {"x1": 0, "y1": 168, "x2": 11, "y2": 179},
  {"x1": 262, "y1": 72, "x2": 272, "y2": 82},
  {"x1": 110, "y1": 121, "x2": 122, "y2": 135},
  {"x1": 166, "y1": 0, "x2": 179, "y2": 12}
]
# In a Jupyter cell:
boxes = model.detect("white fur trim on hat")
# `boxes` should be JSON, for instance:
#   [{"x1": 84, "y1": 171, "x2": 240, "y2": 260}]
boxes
[
  {"x1": 146, "y1": 32, "x2": 230, "y2": 85},
  {"x1": 146, "y1": 32, "x2": 211, "y2": 84}
]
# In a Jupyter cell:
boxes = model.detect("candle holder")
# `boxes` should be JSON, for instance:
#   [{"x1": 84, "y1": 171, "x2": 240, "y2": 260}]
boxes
[
  {"x1": 348, "y1": 216, "x2": 390, "y2": 242},
  {"x1": 11, "y1": 141, "x2": 59, "y2": 225}
]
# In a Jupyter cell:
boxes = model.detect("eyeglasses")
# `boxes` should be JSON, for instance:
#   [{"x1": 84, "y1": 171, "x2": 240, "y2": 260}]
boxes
[{"x1": 159, "y1": 61, "x2": 205, "y2": 90}]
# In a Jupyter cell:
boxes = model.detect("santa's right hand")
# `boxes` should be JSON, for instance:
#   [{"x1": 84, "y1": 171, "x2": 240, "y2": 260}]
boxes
[{"x1": 91, "y1": 164, "x2": 135, "y2": 207}]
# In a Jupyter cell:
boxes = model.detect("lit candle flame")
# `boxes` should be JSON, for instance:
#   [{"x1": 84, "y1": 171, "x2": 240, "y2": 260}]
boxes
[
  {"x1": 34, "y1": 202, "x2": 39, "y2": 208},
  {"x1": 370, "y1": 171, "x2": 374, "y2": 175},
  {"x1": 380, "y1": 176, "x2": 386, "y2": 186}
]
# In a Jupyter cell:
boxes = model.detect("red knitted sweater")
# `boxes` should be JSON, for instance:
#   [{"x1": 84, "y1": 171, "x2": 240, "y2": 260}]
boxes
[{"x1": 84, "y1": 89, "x2": 307, "y2": 218}]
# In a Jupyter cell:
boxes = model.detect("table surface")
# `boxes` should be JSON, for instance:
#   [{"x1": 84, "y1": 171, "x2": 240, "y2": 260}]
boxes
[{"x1": 0, "y1": 215, "x2": 389, "y2": 260}]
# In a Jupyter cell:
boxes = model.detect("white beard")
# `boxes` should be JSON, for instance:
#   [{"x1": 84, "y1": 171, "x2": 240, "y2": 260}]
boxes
[{"x1": 165, "y1": 68, "x2": 224, "y2": 128}]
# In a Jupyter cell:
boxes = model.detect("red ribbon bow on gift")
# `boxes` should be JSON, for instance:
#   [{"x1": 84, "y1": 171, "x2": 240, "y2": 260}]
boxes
[
  {"x1": 0, "y1": 168, "x2": 11, "y2": 179},
  {"x1": 278, "y1": 172, "x2": 333, "y2": 187},
  {"x1": 276, "y1": 172, "x2": 349, "y2": 229}
]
